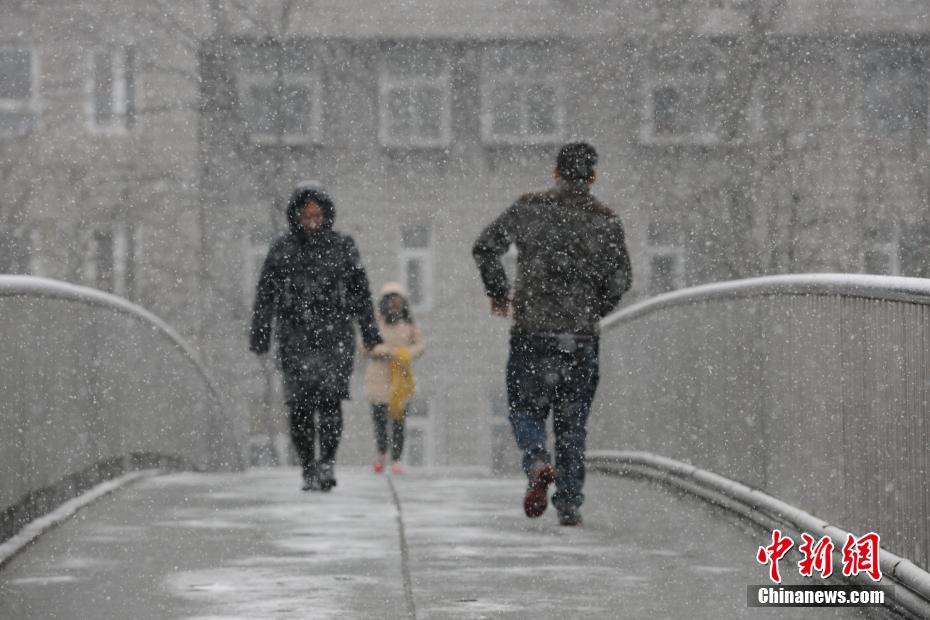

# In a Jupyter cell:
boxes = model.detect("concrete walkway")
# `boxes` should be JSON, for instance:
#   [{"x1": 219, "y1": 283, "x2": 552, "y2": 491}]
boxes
[{"x1": 0, "y1": 468, "x2": 875, "y2": 619}]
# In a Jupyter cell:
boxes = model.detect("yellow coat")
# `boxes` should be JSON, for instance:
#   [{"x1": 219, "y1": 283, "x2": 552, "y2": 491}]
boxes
[{"x1": 388, "y1": 347, "x2": 415, "y2": 420}]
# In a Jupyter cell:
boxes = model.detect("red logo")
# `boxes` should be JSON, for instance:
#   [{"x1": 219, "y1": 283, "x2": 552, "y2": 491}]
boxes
[
  {"x1": 841, "y1": 532, "x2": 882, "y2": 581},
  {"x1": 757, "y1": 530, "x2": 881, "y2": 583},
  {"x1": 756, "y1": 529, "x2": 794, "y2": 583},
  {"x1": 798, "y1": 533, "x2": 834, "y2": 578}
]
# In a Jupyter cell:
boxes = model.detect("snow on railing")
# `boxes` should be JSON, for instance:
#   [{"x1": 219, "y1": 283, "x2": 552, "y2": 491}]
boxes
[
  {"x1": 596, "y1": 273, "x2": 930, "y2": 618},
  {"x1": 0, "y1": 275, "x2": 223, "y2": 403},
  {"x1": 602, "y1": 273, "x2": 930, "y2": 329}
]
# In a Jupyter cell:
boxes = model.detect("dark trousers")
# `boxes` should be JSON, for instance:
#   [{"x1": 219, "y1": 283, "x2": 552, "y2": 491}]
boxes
[
  {"x1": 285, "y1": 387, "x2": 343, "y2": 474},
  {"x1": 372, "y1": 403, "x2": 405, "y2": 461},
  {"x1": 506, "y1": 332, "x2": 599, "y2": 509}
]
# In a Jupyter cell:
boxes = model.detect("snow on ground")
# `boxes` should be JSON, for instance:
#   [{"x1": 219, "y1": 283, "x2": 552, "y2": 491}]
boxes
[{"x1": 0, "y1": 467, "x2": 871, "y2": 619}]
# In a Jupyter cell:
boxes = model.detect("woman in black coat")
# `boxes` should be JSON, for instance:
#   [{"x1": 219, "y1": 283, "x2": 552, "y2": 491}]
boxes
[{"x1": 250, "y1": 184, "x2": 382, "y2": 491}]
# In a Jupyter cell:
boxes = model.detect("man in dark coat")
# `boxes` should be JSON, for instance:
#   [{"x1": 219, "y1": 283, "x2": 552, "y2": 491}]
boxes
[
  {"x1": 250, "y1": 183, "x2": 382, "y2": 491},
  {"x1": 472, "y1": 143, "x2": 632, "y2": 525}
]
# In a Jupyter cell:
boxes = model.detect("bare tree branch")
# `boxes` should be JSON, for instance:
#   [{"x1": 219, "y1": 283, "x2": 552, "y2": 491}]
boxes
[{"x1": 146, "y1": 0, "x2": 203, "y2": 50}]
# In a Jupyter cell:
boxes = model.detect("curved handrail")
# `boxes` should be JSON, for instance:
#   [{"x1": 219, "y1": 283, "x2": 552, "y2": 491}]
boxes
[
  {"x1": 602, "y1": 273, "x2": 930, "y2": 329},
  {"x1": 0, "y1": 275, "x2": 224, "y2": 406},
  {"x1": 589, "y1": 450, "x2": 930, "y2": 619}
]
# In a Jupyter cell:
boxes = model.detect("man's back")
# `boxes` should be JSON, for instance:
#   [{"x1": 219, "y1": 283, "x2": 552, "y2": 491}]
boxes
[
  {"x1": 473, "y1": 141, "x2": 632, "y2": 526},
  {"x1": 473, "y1": 183, "x2": 632, "y2": 335}
]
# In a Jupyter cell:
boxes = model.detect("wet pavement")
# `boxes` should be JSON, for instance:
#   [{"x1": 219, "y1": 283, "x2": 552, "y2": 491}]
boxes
[{"x1": 0, "y1": 467, "x2": 878, "y2": 619}]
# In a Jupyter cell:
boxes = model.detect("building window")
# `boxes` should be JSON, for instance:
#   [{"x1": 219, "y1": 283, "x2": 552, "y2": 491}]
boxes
[
  {"x1": 87, "y1": 48, "x2": 135, "y2": 133},
  {"x1": 379, "y1": 48, "x2": 451, "y2": 148},
  {"x1": 0, "y1": 225, "x2": 32, "y2": 273},
  {"x1": 27, "y1": 228, "x2": 48, "y2": 276},
  {"x1": 235, "y1": 43, "x2": 324, "y2": 146},
  {"x1": 647, "y1": 252, "x2": 683, "y2": 296},
  {"x1": 243, "y1": 239, "x2": 269, "y2": 309},
  {"x1": 83, "y1": 224, "x2": 135, "y2": 297},
  {"x1": 861, "y1": 226, "x2": 899, "y2": 276},
  {"x1": 488, "y1": 388, "x2": 520, "y2": 473},
  {"x1": 861, "y1": 52, "x2": 925, "y2": 135},
  {"x1": 0, "y1": 47, "x2": 37, "y2": 137},
  {"x1": 404, "y1": 398, "x2": 433, "y2": 466},
  {"x1": 480, "y1": 46, "x2": 564, "y2": 145},
  {"x1": 645, "y1": 222, "x2": 684, "y2": 296},
  {"x1": 399, "y1": 224, "x2": 433, "y2": 312},
  {"x1": 8, "y1": 227, "x2": 49, "y2": 276},
  {"x1": 238, "y1": 71, "x2": 322, "y2": 145},
  {"x1": 640, "y1": 48, "x2": 729, "y2": 146}
]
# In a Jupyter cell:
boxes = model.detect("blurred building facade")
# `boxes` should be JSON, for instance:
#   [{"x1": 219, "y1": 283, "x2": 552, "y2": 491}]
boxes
[{"x1": 3, "y1": 0, "x2": 930, "y2": 468}]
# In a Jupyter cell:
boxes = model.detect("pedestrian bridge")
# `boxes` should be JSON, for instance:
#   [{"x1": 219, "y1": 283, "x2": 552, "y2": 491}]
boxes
[{"x1": 1, "y1": 274, "x2": 929, "y2": 619}]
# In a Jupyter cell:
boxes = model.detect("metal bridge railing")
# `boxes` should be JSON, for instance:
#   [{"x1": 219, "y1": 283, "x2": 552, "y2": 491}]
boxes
[
  {"x1": 0, "y1": 276, "x2": 246, "y2": 544},
  {"x1": 593, "y1": 274, "x2": 930, "y2": 614}
]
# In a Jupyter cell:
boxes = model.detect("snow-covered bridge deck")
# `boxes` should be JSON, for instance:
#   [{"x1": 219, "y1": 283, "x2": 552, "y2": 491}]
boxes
[{"x1": 0, "y1": 467, "x2": 866, "y2": 620}]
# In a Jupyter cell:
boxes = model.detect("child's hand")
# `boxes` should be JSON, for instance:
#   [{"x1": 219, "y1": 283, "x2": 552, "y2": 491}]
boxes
[{"x1": 370, "y1": 344, "x2": 393, "y2": 359}]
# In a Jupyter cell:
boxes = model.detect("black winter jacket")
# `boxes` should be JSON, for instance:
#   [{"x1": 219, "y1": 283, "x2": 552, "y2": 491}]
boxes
[{"x1": 250, "y1": 186, "x2": 382, "y2": 399}]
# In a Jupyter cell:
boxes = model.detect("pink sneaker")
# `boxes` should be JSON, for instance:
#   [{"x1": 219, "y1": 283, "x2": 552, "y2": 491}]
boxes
[
  {"x1": 390, "y1": 461, "x2": 404, "y2": 475},
  {"x1": 373, "y1": 452, "x2": 386, "y2": 474}
]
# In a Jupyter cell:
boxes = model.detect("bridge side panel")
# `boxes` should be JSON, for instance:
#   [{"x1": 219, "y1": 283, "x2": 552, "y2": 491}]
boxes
[
  {"x1": 594, "y1": 299, "x2": 767, "y2": 488},
  {"x1": 593, "y1": 288, "x2": 930, "y2": 569},
  {"x1": 0, "y1": 287, "x2": 244, "y2": 543}
]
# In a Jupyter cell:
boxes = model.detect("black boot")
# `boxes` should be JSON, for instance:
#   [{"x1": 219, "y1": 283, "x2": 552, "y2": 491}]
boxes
[
  {"x1": 301, "y1": 462, "x2": 321, "y2": 491},
  {"x1": 318, "y1": 460, "x2": 337, "y2": 492},
  {"x1": 556, "y1": 504, "x2": 583, "y2": 526}
]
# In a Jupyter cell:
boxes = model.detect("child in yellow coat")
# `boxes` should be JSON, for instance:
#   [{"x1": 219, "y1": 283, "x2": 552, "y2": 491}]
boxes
[{"x1": 365, "y1": 283, "x2": 425, "y2": 474}]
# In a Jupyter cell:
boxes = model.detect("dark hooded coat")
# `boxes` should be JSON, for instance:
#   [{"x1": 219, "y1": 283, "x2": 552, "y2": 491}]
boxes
[{"x1": 250, "y1": 186, "x2": 382, "y2": 400}]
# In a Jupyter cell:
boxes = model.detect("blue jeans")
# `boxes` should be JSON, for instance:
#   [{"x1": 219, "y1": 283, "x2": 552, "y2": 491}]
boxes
[{"x1": 506, "y1": 332, "x2": 599, "y2": 509}]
